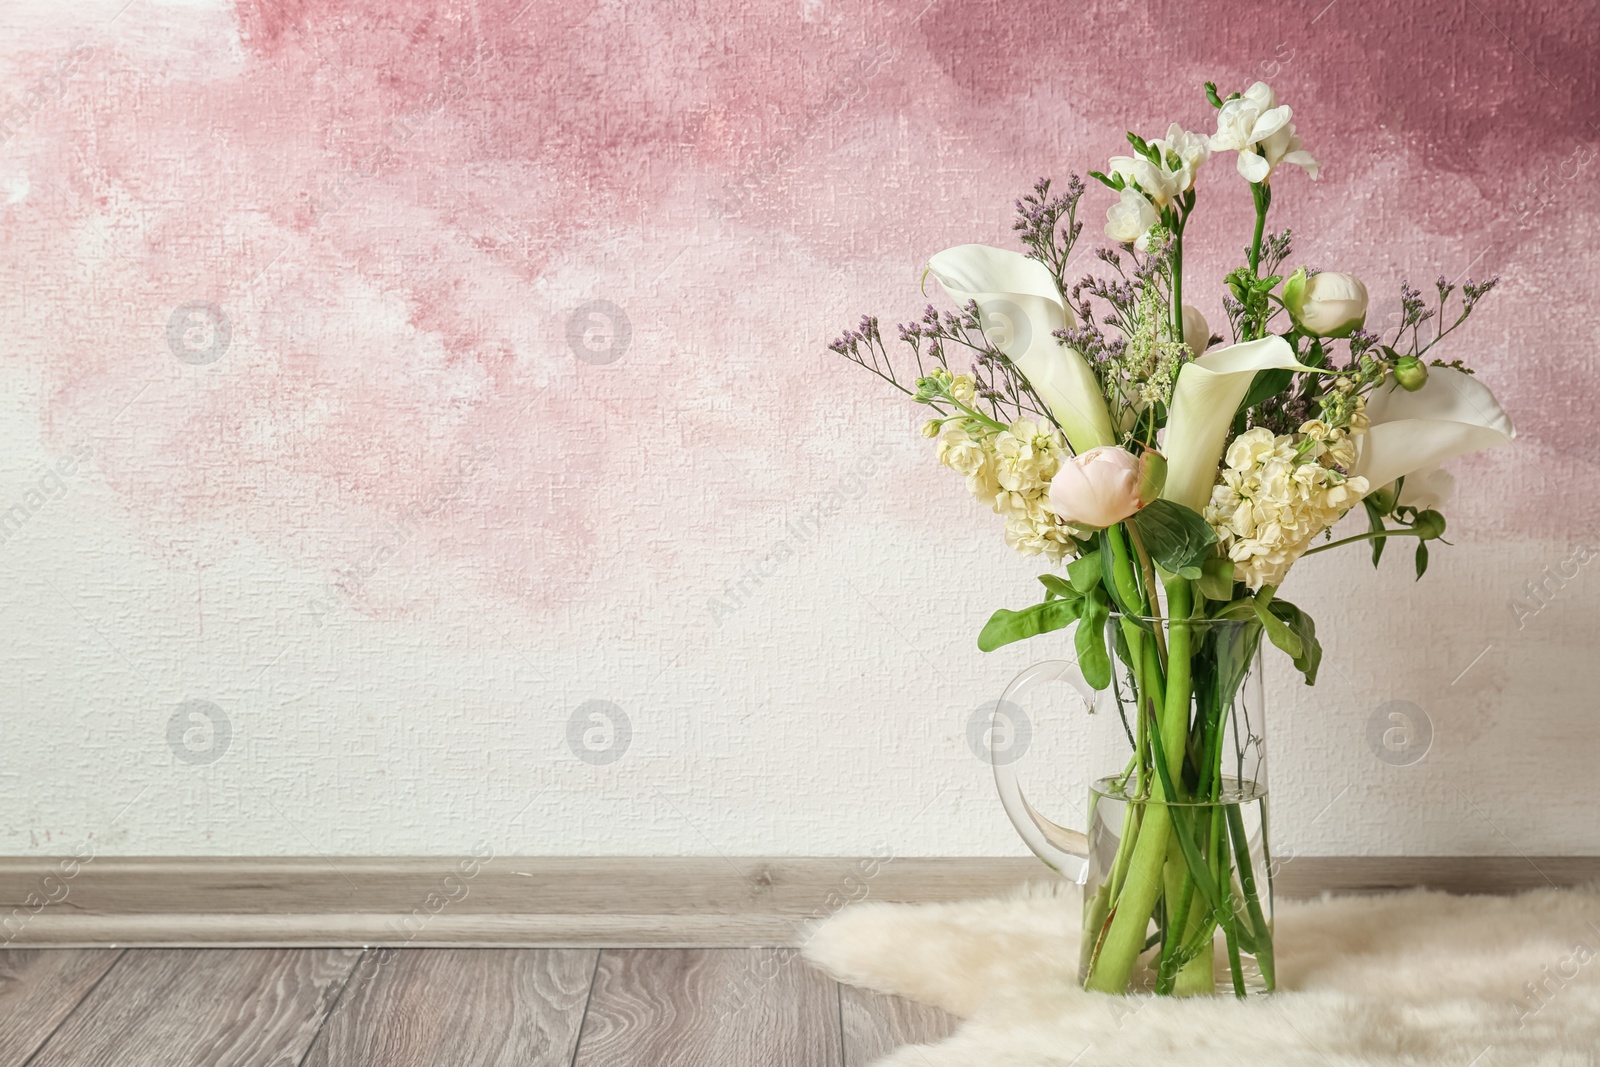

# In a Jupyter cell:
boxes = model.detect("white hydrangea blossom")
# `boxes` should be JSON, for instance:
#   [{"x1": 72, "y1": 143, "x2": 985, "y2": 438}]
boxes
[
  {"x1": 1204, "y1": 415, "x2": 1369, "y2": 588},
  {"x1": 935, "y1": 411, "x2": 1076, "y2": 562}
]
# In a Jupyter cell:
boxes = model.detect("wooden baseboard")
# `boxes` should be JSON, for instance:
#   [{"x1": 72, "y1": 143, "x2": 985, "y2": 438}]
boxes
[{"x1": 2, "y1": 855, "x2": 1596, "y2": 948}]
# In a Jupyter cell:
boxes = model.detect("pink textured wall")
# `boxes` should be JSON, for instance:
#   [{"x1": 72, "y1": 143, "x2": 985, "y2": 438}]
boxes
[{"x1": 4, "y1": 0, "x2": 1597, "y2": 856}]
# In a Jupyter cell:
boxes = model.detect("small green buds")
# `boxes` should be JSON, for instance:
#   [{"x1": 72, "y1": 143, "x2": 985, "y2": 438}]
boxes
[{"x1": 1393, "y1": 356, "x2": 1429, "y2": 391}]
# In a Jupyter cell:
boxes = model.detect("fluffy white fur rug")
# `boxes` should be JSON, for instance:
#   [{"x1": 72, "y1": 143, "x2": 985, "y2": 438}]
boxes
[{"x1": 804, "y1": 881, "x2": 1600, "y2": 1066}]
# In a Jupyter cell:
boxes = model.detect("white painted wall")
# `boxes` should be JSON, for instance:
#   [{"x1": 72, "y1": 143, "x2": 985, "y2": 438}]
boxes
[{"x1": 5, "y1": 365, "x2": 1590, "y2": 858}]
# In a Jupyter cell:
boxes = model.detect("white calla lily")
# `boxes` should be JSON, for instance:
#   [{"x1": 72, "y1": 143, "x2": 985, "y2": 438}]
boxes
[
  {"x1": 1160, "y1": 335, "x2": 1318, "y2": 511},
  {"x1": 927, "y1": 244, "x2": 1116, "y2": 453},
  {"x1": 1353, "y1": 367, "x2": 1514, "y2": 491},
  {"x1": 1180, "y1": 304, "x2": 1210, "y2": 357},
  {"x1": 1396, "y1": 465, "x2": 1455, "y2": 510}
]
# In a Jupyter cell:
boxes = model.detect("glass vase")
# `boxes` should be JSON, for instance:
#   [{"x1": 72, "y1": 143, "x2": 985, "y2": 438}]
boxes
[{"x1": 992, "y1": 612, "x2": 1274, "y2": 996}]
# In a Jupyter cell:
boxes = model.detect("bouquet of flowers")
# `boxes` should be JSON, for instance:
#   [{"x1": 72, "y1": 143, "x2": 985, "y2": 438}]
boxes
[{"x1": 829, "y1": 81, "x2": 1514, "y2": 996}]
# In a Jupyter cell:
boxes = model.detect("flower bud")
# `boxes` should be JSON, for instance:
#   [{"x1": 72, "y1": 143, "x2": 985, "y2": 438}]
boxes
[
  {"x1": 1139, "y1": 450, "x2": 1168, "y2": 503},
  {"x1": 1048, "y1": 446, "x2": 1161, "y2": 529},
  {"x1": 1181, "y1": 304, "x2": 1210, "y2": 357},
  {"x1": 1393, "y1": 355, "x2": 1428, "y2": 391},
  {"x1": 1282, "y1": 269, "x2": 1369, "y2": 338},
  {"x1": 920, "y1": 419, "x2": 941, "y2": 439},
  {"x1": 1411, "y1": 509, "x2": 1446, "y2": 540}
]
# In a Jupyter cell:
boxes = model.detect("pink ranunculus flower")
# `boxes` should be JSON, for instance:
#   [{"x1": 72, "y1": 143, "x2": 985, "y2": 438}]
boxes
[{"x1": 1048, "y1": 446, "x2": 1162, "y2": 529}]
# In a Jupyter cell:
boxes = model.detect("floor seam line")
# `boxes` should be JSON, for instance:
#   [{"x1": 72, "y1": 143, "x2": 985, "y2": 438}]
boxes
[{"x1": 19, "y1": 948, "x2": 127, "y2": 1067}]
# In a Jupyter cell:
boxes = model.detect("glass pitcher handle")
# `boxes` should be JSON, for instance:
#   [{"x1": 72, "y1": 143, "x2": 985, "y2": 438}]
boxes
[{"x1": 992, "y1": 659, "x2": 1094, "y2": 883}]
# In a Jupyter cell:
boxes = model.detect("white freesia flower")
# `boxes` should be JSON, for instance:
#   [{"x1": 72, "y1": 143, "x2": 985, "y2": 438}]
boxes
[
  {"x1": 1209, "y1": 82, "x2": 1318, "y2": 184},
  {"x1": 1104, "y1": 187, "x2": 1160, "y2": 248},
  {"x1": 1160, "y1": 125, "x2": 1213, "y2": 187},
  {"x1": 1249, "y1": 123, "x2": 1319, "y2": 183},
  {"x1": 927, "y1": 245, "x2": 1117, "y2": 454},
  {"x1": 1352, "y1": 367, "x2": 1515, "y2": 491},
  {"x1": 1108, "y1": 123, "x2": 1212, "y2": 206},
  {"x1": 1159, "y1": 335, "x2": 1320, "y2": 511}
]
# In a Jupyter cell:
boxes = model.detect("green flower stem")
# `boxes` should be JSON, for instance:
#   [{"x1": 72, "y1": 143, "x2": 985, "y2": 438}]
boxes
[
  {"x1": 1082, "y1": 532, "x2": 1163, "y2": 989},
  {"x1": 1248, "y1": 183, "x2": 1271, "y2": 275},
  {"x1": 1169, "y1": 212, "x2": 1186, "y2": 344},
  {"x1": 1124, "y1": 525, "x2": 1167, "y2": 666},
  {"x1": 1247, "y1": 182, "x2": 1272, "y2": 340},
  {"x1": 1085, "y1": 602, "x2": 1177, "y2": 993},
  {"x1": 1154, "y1": 864, "x2": 1196, "y2": 993},
  {"x1": 1160, "y1": 577, "x2": 1194, "y2": 780},
  {"x1": 1302, "y1": 526, "x2": 1431, "y2": 556},
  {"x1": 1125, "y1": 621, "x2": 1151, "y2": 797},
  {"x1": 1161, "y1": 647, "x2": 1233, "y2": 994},
  {"x1": 948, "y1": 397, "x2": 1010, "y2": 433},
  {"x1": 1106, "y1": 791, "x2": 1142, "y2": 902},
  {"x1": 1085, "y1": 804, "x2": 1173, "y2": 992},
  {"x1": 1167, "y1": 840, "x2": 1215, "y2": 995},
  {"x1": 1080, "y1": 880, "x2": 1114, "y2": 980},
  {"x1": 1218, "y1": 848, "x2": 1247, "y2": 997},
  {"x1": 1159, "y1": 575, "x2": 1214, "y2": 994},
  {"x1": 1105, "y1": 526, "x2": 1147, "y2": 616},
  {"x1": 1226, "y1": 801, "x2": 1275, "y2": 990}
]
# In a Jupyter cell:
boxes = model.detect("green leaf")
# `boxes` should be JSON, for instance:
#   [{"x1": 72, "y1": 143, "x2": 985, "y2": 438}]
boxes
[
  {"x1": 1207, "y1": 612, "x2": 1265, "y2": 713},
  {"x1": 1037, "y1": 574, "x2": 1078, "y2": 601},
  {"x1": 977, "y1": 598, "x2": 1082, "y2": 652},
  {"x1": 1198, "y1": 557, "x2": 1235, "y2": 601},
  {"x1": 1075, "y1": 588, "x2": 1112, "y2": 690},
  {"x1": 1250, "y1": 595, "x2": 1302, "y2": 661},
  {"x1": 1212, "y1": 598, "x2": 1258, "y2": 623},
  {"x1": 1128, "y1": 500, "x2": 1218, "y2": 580},
  {"x1": 1363, "y1": 497, "x2": 1388, "y2": 567},
  {"x1": 1235, "y1": 367, "x2": 1293, "y2": 417},
  {"x1": 1265, "y1": 598, "x2": 1321, "y2": 685},
  {"x1": 1087, "y1": 169, "x2": 1123, "y2": 191},
  {"x1": 1414, "y1": 541, "x2": 1429, "y2": 580},
  {"x1": 1067, "y1": 551, "x2": 1103, "y2": 594}
]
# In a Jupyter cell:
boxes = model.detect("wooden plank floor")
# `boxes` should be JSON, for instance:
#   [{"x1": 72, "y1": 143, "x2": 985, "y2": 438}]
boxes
[{"x1": 2, "y1": 948, "x2": 954, "y2": 1066}]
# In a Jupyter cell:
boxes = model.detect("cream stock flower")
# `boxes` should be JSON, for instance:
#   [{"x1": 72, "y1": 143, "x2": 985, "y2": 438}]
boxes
[
  {"x1": 1204, "y1": 422, "x2": 1369, "y2": 588},
  {"x1": 935, "y1": 419, "x2": 1074, "y2": 561}
]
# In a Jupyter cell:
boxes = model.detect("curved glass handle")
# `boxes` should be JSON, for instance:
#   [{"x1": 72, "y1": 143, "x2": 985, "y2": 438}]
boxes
[{"x1": 992, "y1": 659, "x2": 1095, "y2": 883}]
